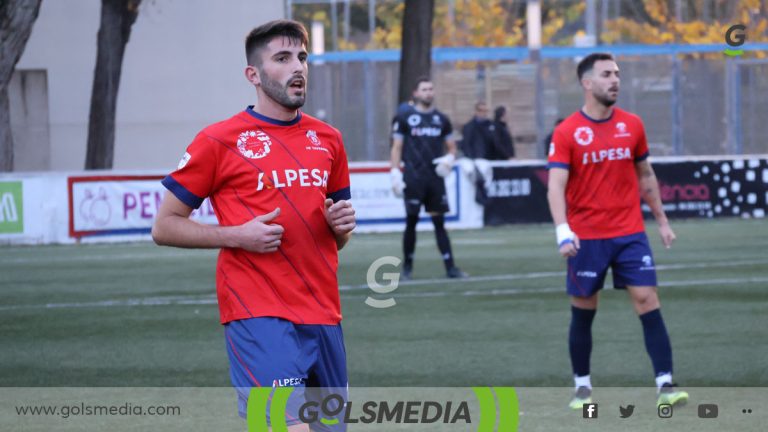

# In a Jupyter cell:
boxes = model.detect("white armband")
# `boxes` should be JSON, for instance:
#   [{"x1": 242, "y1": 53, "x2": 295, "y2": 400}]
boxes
[{"x1": 556, "y1": 223, "x2": 575, "y2": 247}]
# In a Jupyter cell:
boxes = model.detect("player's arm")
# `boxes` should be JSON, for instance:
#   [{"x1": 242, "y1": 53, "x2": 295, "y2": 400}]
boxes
[
  {"x1": 635, "y1": 159, "x2": 676, "y2": 248},
  {"x1": 389, "y1": 135, "x2": 406, "y2": 196},
  {"x1": 324, "y1": 198, "x2": 355, "y2": 250},
  {"x1": 432, "y1": 130, "x2": 458, "y2": 177},
  {"x1": 547, "y1": 168, "x2": 579, "y2": 257},
  {"x1": 444, "y1": 136, "x2": 458, "y2": 158},
  {"x1": 390, "y1": 135, "x2": 404, "y2": 169},
  {"x1": 152, "y1": 191, "x2": 283, "y2": 253}
]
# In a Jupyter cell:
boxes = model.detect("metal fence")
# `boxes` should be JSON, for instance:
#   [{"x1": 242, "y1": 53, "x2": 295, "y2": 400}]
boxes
[{"x1": 303, "y1": 46, "x2": 768, "y2": 161}]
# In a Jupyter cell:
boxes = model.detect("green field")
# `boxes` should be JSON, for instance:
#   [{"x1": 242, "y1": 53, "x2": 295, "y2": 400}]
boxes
[{"x1": 1, "y1": 218, "x2": 766, "y2": 389}]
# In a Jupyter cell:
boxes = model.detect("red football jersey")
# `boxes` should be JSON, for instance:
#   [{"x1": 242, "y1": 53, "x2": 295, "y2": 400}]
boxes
[
  {"x1": 162, "y1": 107, "x2": 351, "y2": 325},
  {"x1": 547, "y1": 107, "x2": 649, "y2": 240}
]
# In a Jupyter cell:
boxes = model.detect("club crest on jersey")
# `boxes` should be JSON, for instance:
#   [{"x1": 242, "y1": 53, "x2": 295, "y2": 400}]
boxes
[
  {"x1": 407, "y1": 114, "x2": 421, "y2": 127},
  {"x1": 432, "y1": 114, "x2": 441, "y2": 125},
  {"x1": 237, "y1": 130, "x2": 271, "y2": 159},
  {"x1": 574, "y1": 126, "x2": 594, "y2": 146},
  {"x1": 614, "y1": 122, "x2": 632, "y2": 138},
  {"x1": 306, "y1": 129, "x2": 320, "y2": 145}
]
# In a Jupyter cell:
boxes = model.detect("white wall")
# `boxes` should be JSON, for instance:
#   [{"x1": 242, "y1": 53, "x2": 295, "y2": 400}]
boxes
[
  {"x1": 0, "y1": 162, "x2": 484, "y2": 245},
  {"x1": 15, "y1": 0, "x2": 284, "y2": 171}
]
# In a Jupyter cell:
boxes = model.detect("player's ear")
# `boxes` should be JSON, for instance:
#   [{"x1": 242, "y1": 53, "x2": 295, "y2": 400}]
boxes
[{"x1": 245, "y1": 65, "x2": 261, "y2": 87}]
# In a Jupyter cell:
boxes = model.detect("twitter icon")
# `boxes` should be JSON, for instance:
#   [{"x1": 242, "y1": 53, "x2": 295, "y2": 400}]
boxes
[{"x1": 619, "y1": 405, "x2": 635, "y2": 418}]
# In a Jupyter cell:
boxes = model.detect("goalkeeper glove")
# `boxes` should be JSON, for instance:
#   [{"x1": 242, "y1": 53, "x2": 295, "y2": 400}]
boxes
[
  {"x1": 432, "y1": 153, "x2": 455, "y2": 178},
  {"x1": 390, "y1": 168, "x2": 405, "y2": 197}
]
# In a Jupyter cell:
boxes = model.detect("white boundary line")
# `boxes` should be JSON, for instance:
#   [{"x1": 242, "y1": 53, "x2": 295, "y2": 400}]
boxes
[
  {"x1": 0, "y1": 273, "x2": 768, "y2": 311},
  {"x1": 339, "y1": 258, "x2": 768, "y2": 292}
]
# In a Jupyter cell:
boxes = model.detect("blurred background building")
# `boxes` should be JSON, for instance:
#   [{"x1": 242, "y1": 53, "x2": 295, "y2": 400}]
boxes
[
  {"x1": 7, "y1": 0, "x2": 768, "y2": 172},
  {"x1": 11, "y1": 0, "x2": 283, "y2": 171}
]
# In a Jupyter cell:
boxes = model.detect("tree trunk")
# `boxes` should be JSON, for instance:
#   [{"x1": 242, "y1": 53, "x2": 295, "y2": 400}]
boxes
[
  {"x1": 85, "y1": 0, "x2": 141, "y2": 170},
  {"x1": 398, "y1": 0, "x2": 434, "y2": 104},
  {"x1": 0, "y1": 0, "x2": 42, "y2": 172},
  {"x1": 623, "y1": 0, "x2": 658, "y2": 26}
]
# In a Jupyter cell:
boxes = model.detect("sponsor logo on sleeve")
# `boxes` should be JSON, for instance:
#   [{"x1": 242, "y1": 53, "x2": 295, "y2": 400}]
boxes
[{"x1": 177, "y1": 152, "x2": 191, "y2": 170}]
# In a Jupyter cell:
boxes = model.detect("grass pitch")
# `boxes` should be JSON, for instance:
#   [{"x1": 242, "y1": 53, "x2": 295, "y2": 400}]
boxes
[{"x1": 1, "y1": 218, "x2": 766, "y2": 388}]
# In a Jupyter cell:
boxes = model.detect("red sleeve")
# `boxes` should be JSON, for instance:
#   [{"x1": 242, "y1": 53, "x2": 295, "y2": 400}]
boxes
[
  {"x1": 547, "y1": 127, "x2": 572, "y2": 170},
  {"x1": 161, "y1": 132, "x2": 219, "y2": 209},
  {"x1": 326, "y1": 130, "x2": 351, "y2": 202},
  {"x1": 635, "y1": 119, "x2": 650, "y2": 161}
]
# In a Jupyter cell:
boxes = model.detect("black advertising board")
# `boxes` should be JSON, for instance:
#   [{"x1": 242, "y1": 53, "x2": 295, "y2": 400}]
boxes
[
  {"x1": 482, "y1": 158, "x2": 768, "y2": 225},
  {"x1": 648, "y1": 158, "x2": 768, "y2": 219},
  {"x1": 482, "y1": 165, "x2": 551, "y2": 225}
]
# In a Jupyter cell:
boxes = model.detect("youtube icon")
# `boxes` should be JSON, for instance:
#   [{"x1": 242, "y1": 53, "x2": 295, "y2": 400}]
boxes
[{"x1": 698, "y1": 404, "x2": 718, "y2": 419}]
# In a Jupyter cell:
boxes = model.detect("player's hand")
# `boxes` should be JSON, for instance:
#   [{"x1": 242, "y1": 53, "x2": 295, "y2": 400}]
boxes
[
  {"x1": 390, "y1": 168, "x2": 405, "y2": 197},
  {"x1": 325, "y1": 199, "x2": 356, "y2": 236},
  {"x1": 432, "y1": 153, "x2": 455, "y2": 177},
  {"x1": 236, "y1": 207, "x2": 284, "y2": 253},
  {"x1": 559, "y1": 235, "x2": 580, "y2": 258},
  {"x1": 555, "y1": 223, "x2": 579, "y2": 258},
  {"x1": 658, "y1": 222, "x2": 676, "y2": 249}
]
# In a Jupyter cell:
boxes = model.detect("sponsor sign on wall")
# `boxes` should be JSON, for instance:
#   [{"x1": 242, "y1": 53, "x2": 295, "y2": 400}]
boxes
[
  {"x1": 647, "y1": 158, "x2": 768, "y2": 219},
  {"x1": 482, "y1": 165, "x2": 551, "y2": 225},
  {"x1": 68, "y1": 176, "x2": 217, "y2": 238},
  {"x1": 0, "y1": 181, "x2": 23, "y2": 234},
  {"x1": 482, "y1": 158, "x2": 768, "y2": 225},
  {"x1": 349, "y1": 167, "x2": 459, "y2": 225}
]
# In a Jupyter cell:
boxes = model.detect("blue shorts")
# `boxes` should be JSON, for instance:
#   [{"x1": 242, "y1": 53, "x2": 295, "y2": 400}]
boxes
[
  {"x1": 566, "y1": 232, "x2": 658, "y2": 297},
  {"x1": 224, "y1": 317, "x2": 348, "y2": 430}
]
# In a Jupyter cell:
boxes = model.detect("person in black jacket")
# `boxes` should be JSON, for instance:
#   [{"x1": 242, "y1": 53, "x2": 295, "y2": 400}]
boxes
[
  {"x1": 460, "y1": 102, "x2": 494, "y2": 159},
  {"x1": 489, "y1": 105, "x2": 515, "y2": 160},
  {"x1": 544, "y1": 117, "x2": 565, "y2": 158}
]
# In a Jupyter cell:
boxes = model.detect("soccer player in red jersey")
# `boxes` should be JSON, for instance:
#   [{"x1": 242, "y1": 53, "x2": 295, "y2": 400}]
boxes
[
  {"x1": 152, "y1": 20, "x2": 354, "y2": 430},
  {"x1": 547, "y1": 53, "x2": 688, "y2": 410}
]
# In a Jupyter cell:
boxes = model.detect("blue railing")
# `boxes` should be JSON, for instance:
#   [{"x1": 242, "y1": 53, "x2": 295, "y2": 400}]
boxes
[{"x1": 309, "y1": 43, "x2": 768, "y2": 63}]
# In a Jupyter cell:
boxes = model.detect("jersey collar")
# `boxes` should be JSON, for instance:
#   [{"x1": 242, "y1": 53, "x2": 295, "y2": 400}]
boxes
[
  {"x1": 579, "y1": 109, "x2": 615, "y2": 123},
  {"x1": 245, "y1": 106, "x2": 302, "y2": 126}
]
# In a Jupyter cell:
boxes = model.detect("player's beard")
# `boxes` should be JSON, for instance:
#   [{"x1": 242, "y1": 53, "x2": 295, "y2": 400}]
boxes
[
  {"x1": 414, "y1": 95, "x2": 433, "y2": 108},
  {"x1": 259, "y1": 69, "x2": 306, "y2": 109},
  {"x1": 594, "y1": 87, "x2": 618, "y2": 107}
]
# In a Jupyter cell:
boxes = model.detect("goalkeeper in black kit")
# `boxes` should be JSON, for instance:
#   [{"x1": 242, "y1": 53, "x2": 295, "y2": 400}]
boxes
[{"x1": 390, "y1": 77, "x2": 467, "y2": 280}]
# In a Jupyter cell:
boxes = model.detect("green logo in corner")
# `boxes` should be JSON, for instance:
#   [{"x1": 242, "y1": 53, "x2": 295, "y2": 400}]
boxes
[
  {"x1": 724, "y1": 24, "x2": 746, "y2": 57},
  {"x1": 0, "y1": 181, "x2": 23, "y2": 234},
  {"x1": 246, "y1": 386, "x2": 519, "y2": 431}
]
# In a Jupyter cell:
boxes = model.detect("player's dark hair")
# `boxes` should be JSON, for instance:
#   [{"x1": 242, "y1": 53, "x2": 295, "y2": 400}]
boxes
[
  {"x1": 412, "y1": 76, "x2": 432, "y2": 92},
  {"x1": 577, "y1": 53, "x2": 615, "y2": 82},
  {"x1": 245, "y1": 20, "x2": 309, "y2": 66}
]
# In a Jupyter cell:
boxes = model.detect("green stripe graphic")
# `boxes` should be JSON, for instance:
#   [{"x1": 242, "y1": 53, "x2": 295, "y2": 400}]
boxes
[
  {"x1": 269, "y1": 387, "x2": 294, "y2": 432},
  {"x1": 246, "y1": 388, "x2": 273, "y2": 432},
  {"x1": 472, "y1": 386, "x2": 496, "y2": 432},
  {"x1": 247, "y1": 387, "x2": 295, "y2": 432},
  {"x1": 493, "y1": 387, "x2": 519, "y2": 432}
]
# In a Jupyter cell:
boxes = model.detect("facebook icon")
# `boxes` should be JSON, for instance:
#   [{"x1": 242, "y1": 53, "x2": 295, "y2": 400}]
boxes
[{"x1": 583, "y1": 403, "x2": 598, "y2": 419}]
